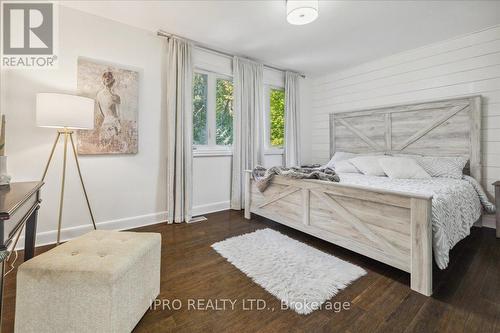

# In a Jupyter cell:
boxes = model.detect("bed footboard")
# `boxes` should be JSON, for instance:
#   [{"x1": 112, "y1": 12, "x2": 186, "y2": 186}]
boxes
[{"x1": 244, "y1": 170, "x2": 433, "y2": 296}]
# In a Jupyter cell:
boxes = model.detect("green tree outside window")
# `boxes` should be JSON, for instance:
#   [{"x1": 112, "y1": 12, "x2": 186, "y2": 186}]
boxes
[
  {"x1": 193, "y1": 73, "x2": 208, "y2": 145},
  {"x1": 270, "y1": 89, "x2": 285, "y2": 147},
  {"x1": 216, "y1": 79, "x2": 233, "y2": 145}
]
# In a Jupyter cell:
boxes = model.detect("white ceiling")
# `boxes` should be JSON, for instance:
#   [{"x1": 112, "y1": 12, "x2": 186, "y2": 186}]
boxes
[{"x1": 63, "y1": 1, "x2": 500, "y2": 77}]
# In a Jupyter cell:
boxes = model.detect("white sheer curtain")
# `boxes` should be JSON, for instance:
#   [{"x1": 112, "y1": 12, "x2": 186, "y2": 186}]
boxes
[
  {"x1": 284, "y1": 71, "x2": 301, "y2": 167},
  {"x1": 231, "y1": 57, "x2": 264, "y2": 210},
  {"x1": 165, "y1": 37, "x2": 193, "y2": 223}
]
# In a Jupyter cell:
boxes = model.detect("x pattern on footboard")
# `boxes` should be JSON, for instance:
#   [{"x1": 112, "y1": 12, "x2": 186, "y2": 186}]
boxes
[{"x1": 254, "y1": 181, "x2": 409, "y2": 262}]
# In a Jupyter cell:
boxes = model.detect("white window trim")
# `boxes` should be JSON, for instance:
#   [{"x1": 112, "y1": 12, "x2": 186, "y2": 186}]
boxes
[
  {"x1": 193, "y1": 147, "x2": 232, "y2": 157},
  {"x1": 193, "y1": 68, "x2": 233, "y2": 155},
  {"x1": 264, "y1": 84, "x2": 285, "y2": 155}
]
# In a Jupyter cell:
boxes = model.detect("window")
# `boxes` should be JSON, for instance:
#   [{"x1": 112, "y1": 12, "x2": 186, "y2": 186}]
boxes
[
  {"x1": 266, "y1": 87, "x2": 285, "y2": 149},
  {"x1": 192, "y1": 71, "x2": 233, "y2": 150}
]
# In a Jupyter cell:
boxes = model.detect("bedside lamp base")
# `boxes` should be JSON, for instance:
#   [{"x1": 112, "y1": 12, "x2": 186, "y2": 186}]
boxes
[{"x1": 42, "y1": 128, "x2": 97, "y2": 245}]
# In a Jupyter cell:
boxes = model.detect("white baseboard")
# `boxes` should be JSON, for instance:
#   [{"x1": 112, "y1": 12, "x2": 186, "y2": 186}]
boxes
[
  {"x1": 192, "y1": 200, "x2": 230, "y2": 216},
  {"x1": 16, "y1": 211, "x2": 168, "y2": 250},
  {"x1": 14, "y1": 201, "x2": 231, "y2": 250},
  {"x1": 482, "y1": 214, "x2": 497, "y2": 229}
]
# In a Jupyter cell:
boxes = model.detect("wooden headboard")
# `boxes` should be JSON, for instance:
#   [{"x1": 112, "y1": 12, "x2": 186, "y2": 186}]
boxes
[{"x1": 329, "y1": 95, "x2": 482, "y2": 182}]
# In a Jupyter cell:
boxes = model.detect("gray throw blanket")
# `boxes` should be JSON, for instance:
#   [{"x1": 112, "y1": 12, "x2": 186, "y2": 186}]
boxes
[{"x1": 252, "y1": 166, "x2": 340, "y2": 192}]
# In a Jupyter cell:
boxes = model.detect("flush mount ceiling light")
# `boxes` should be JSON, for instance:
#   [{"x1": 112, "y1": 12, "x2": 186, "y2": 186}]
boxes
[{"x1": 286, "y1": 0, "x2": 319, "y2": 25}]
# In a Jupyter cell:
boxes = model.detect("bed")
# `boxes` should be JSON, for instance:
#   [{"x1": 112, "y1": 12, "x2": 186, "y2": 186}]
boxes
[{"x1": 244, "y1": 95, "x2": 486, "y2": 296}]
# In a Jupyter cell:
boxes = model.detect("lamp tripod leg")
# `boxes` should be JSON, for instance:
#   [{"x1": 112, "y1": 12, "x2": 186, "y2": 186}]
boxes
[
  {"x1": 69, "y1": 133, "x2": 97, "y2": 230},
  {"x1": 41, "y1": 132, "x2": 61, "y2": 181},
  {"x1": 56, "y1": 132, "x2": 69, "y2": 245}
]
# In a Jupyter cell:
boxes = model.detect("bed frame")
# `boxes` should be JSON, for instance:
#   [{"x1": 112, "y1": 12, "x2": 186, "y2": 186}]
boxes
[{"x1": 244, "y1": 95, "x2": 482, "y2": 296}]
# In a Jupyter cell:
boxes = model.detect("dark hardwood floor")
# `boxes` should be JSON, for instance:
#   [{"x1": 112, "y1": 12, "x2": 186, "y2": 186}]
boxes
[{"x1": 2, "y1": 210, "x2": 499, "y2": 332}]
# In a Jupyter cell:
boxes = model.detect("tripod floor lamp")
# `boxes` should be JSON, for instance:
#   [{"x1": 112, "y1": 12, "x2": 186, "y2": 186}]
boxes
[{"x1": 36, "y1": 93, "x2": 97, "y2": 245}]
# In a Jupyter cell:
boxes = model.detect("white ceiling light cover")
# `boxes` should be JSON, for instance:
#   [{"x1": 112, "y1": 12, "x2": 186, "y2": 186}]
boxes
[{"x1": 287, "y1": 0, "x2": 319, "y2": 25}]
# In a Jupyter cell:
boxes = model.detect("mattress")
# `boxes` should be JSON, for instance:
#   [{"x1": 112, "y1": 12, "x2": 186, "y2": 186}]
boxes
[{"x1": 337, "y1": 173, "x2": 495, "y2": 269}]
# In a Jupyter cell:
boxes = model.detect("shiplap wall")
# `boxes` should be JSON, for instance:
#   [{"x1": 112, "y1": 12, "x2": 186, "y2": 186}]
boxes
[{"x1": 311, "y1": 25, "x2": 500, "y2": 196}]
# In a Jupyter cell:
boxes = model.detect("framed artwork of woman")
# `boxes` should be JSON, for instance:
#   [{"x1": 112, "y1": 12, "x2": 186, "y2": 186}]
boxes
[{"x1": 76, "y1": 58, "x2": 139, "y2": 155}]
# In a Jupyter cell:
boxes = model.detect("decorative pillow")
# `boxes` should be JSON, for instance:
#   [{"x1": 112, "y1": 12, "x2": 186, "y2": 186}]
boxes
[
  {"x1": 349, "y1": 156, "x2": 386, "y2": 176},
  {"x1": 324, "y1": 152, "x2": 357, "y2": 169},
  {"x1": 414, "y1": 156, "x2": 468, "y2": 179},
  {"x1": 378, "y1": 157, "x2": 431, "y2": 179},
  {"x1": 334, "y1": 160, "x2": 361, "y2": 173}
]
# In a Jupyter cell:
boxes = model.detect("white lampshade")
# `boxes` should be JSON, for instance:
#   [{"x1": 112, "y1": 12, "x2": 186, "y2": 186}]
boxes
[
  {"x1": 36, "y1": 93, "x2": 95, "y2": 129},
  {"x1": 286, "y1": 0, "x2": 319, "y2": 25}
]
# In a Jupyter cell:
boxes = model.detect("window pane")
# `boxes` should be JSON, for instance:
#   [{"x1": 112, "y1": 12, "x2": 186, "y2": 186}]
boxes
[
  {"x1": 193, "y1": 73, "x2": 208, "y2": 145},
  {"x1": 216, "y1": 78, "x2": 234, "y2": 145},
  {"x1": 270, "y1": 89, "x2": 285, "y2": 147}
]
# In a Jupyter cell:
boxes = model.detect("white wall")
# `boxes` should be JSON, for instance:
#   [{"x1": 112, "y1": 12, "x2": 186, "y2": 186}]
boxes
[
  {"x1": 192, "y1": 154, "x2": 232, "y2": 216},
  {"x1": 308, "y1": 25, "x2": 500, "y2": 228}
]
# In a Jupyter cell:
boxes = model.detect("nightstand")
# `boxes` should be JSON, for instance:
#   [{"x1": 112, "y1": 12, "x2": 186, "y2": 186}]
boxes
[
  {"x1": 494, "y1": 181, "x2": 500, "y2": 238},
  {"x1": 0, "y1": 181, "x2": 43, "y2": 331}
]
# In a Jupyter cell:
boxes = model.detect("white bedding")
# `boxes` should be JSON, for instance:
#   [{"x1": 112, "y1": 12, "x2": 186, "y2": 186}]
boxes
[{"x1": 337, "y1": 173, "x2": 496, "y2": 269}]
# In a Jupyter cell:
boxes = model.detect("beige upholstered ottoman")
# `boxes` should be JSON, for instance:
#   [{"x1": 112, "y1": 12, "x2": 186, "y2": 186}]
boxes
[{"x1": 15, "y1": 230, "x2": 161, "y2": 333}]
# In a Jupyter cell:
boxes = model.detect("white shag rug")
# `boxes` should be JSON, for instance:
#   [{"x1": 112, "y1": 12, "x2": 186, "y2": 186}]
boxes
[{"x1": 211, "y1": 228, "x2": 366, "y2": 315}]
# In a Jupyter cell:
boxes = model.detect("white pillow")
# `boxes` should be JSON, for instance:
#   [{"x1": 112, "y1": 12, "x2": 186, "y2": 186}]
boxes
[
  {"x1": 324, "y1": 152, "x2": 357, "y2": 169},
  {"x1": 349, "y1": 156, "x2": 386, "y2": 176},
  {"x1": 378, "y1": 157, "x2": 431, "y2": 179},
  {"x1": 334, "y1": 160, "x2": 361, "y2": 173}
]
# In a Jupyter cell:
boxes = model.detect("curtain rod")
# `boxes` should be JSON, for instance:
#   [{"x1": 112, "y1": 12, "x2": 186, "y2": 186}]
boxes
[{"x1": 157, "y1": 30, "x2": 306, "y2": 79}]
